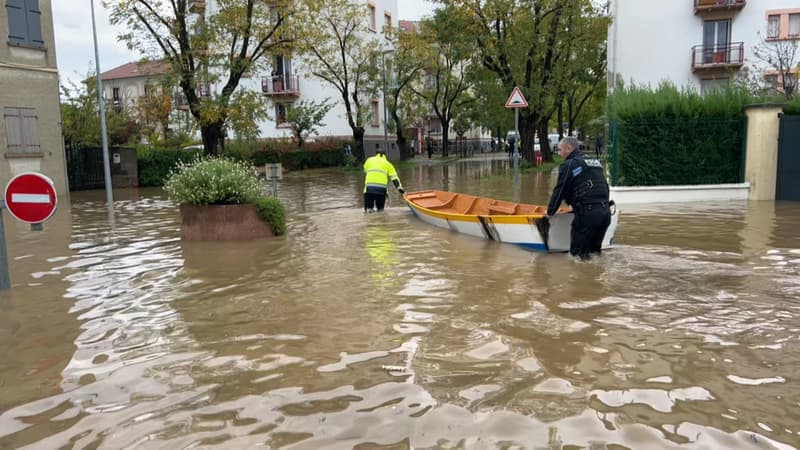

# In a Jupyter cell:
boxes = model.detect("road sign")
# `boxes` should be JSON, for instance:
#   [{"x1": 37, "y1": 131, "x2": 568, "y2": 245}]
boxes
[
  {"x1": 505, "y1": 86, "x2": 528, "y2": 108},
  {"x1": 4, "y1": 172, "x2": 58, "y2": 224}
]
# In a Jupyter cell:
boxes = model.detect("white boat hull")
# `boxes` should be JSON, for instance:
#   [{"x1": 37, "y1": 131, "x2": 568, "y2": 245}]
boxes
[{"x1": 405, "y1": 191, "x2": 619, "y2": 253}]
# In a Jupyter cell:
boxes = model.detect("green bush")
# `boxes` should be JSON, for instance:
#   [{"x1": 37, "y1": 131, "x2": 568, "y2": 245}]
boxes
[
  {"x1": 609, "y1": 83, "x2": 750, "y2": 186},
  {"x1": 255, "y1": 196, "x2": 287, "y2": 236},
  {"x1": 138, "y1": 147, "x2": 202, "y2": 186},
  {"x1": 164, "y1": 157, "x2": 262, "y2": 205}
]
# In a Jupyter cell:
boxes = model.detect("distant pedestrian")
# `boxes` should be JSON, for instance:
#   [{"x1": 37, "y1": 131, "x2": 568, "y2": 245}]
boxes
[
  {"x1": 427, "y1": 140, "x2": 433, "y2": 159},
  {"x1": 595, "y1": 135, "x2": 603, "y2": 158},
  {"x1": 490, "y1": 138, "x2": 496, "y2": 153},
  {"x1": 508, "y1": 135, "x2": 516, "y2": 157}
]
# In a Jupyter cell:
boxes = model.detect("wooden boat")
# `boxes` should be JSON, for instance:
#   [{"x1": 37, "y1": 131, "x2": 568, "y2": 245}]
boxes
[{"x1": 403, "y1": 190, "x2": 619, "y2": 253}]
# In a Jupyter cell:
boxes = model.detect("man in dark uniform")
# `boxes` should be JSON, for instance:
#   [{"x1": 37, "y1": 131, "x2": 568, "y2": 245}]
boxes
[{"x1": 546, "y1": 137, "x2": 611, "y2": 260}]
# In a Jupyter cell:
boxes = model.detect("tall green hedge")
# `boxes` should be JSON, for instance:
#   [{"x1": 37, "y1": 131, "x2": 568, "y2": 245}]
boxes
[
  {"x1": 223, "y1": 137, "x2": 349, "y2": 170},
  {"x1": 138, "y1": 147, "x2": 203, "y2": 187},
  {"x1": 137, "y1": 138, "x2": 351, "y2": 187},
  {"x1": 610, "y1": 84, "x2": 751, "y2": 186}
]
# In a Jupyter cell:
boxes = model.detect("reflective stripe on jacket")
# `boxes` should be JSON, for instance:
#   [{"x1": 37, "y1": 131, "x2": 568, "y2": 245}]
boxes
[{"x1": 363, "y1": 155, "x2": 401, "y2": 193}]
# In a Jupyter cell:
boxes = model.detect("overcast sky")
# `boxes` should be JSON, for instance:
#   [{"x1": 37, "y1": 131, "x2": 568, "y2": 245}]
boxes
[{"x1": 53, "y1": 0, "x2": 437, "y2": 87}]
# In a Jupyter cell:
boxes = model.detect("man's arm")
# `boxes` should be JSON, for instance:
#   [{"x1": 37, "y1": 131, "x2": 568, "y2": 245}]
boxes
[
  {"x1": 386, "y1": 162, "x2": 404, "y2": 192},
  {"x1": 547, "y1": 160, "x2": 573, "y2": 216}
]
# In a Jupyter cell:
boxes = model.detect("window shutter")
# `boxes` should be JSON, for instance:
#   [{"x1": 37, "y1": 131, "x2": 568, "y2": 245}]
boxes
[
  {"x1": 26, "y1": 0, "x2": 44, "y2": 47},
  {"x1": 4, "y1": 108, "x2": 24, "y2": 154},
  {"x1": 6, "y1": 0, "x2": 28, "y2": 45},
  {"x1": 21, "y1": 109, "x2": 40, "y2": 154}
]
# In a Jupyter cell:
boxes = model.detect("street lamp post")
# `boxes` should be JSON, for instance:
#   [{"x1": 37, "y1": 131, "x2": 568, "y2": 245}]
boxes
[
  {"x1": 381, "y1": 50, "x2": 393, "y2": 155},
  {"x1": 90, "y1": 0, "x2": 114, "y2": 217}
]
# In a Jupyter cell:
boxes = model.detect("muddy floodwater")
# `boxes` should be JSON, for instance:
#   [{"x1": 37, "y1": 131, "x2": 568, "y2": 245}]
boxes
[{"x1": 1, "y1": 156, "x2": 799, "y2": 449}]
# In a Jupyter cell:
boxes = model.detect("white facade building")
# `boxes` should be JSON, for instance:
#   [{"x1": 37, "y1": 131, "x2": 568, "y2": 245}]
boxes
[
  {"x1": 190, "y1": 0, "x2": 398, "y2": 149},
  {"x1": 608, "y1": 0, "x2": 800, "y2": 94}
]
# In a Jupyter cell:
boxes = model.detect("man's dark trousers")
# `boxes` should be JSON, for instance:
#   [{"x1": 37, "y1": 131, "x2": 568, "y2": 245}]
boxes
[{"x1": 570, "y1": 202, "x2": 611, "y2": 259}]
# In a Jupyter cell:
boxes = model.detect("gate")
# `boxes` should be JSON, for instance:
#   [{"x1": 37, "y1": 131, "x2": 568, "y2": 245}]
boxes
[
  {"x1": 776, "y1": 115, "x2": 800, "y2": 201},
  {"x1": 65, "y1": 145, "x2": 105, "y2": 191}
]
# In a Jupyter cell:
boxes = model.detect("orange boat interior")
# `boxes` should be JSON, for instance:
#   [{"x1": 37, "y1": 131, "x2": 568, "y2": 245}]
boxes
[{"x1": 405, "y1": 190, "x2": 554, "y2": 216}]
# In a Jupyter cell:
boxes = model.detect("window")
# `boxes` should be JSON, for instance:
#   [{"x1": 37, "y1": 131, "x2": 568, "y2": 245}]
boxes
[
  {"x1": 368, "y1": 3, "x2": 376, "y2": 31},
  {"x1": 112, "y1": 88, "x2": 120, "y2": 101},
  {"x1": 371, "y1": 99, "x2": 380, "y2": 127},
  {"x1": 275, "y1": 103, "x2": 288, "y2": 126},
  {"x1": 6, "y1": 0, "x2": 43, "y2": 48},
  {"x1": 701, "y1": 78, "x2": 728, "y2": 95},
  {"x1": 790, "y1": 14, "x2": 800, "y2": 37},
  {"x1": 4, "y1": 107, "x2": 41, "y2": 156},
  {"x1": 767, "y1": 15, "x2": 780, "y2": 39},
  {"x1": 384, "y1": 13, "x2": 392, "y2": 34}
]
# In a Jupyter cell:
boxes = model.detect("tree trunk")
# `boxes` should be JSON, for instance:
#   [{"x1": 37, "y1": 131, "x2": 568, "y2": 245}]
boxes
[
  {"x1": 201, "y1": 121, "x2": 225, "y2": 156},
  {"x1": 441, "y1": 120, "x2": 450, "y2": 157},
  {"x1": 392, "y1": 110, "x2": 411, "y2": 161},
  {"x1": 538, "y1": 121, "x2": 552, "y2": 161},
  {"x1": 353, "y1": 127, "x2": 365, "y2": 162}
]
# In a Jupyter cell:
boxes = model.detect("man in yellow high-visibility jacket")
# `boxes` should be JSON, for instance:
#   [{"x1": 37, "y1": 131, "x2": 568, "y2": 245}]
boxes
[{"x1": 363, "y1": 149, "x2": 404, "y2": 212}]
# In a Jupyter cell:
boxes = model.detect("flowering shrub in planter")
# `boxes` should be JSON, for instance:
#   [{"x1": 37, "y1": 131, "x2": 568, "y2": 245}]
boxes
[{"x1": 165, "y1": 157, "x2": 286, "y2": 239}]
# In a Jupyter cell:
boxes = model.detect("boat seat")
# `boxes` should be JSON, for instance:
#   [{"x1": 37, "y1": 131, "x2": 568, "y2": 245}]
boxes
[
  {"x1": 488, "y1": 203, "x2": 517, "y2": 215},
  {"x1": 415, "y1": 195, "x2": 456, "y2": 210},
  {"x1": 406, "y1": 192, "x2": 437, "y2": 200}
]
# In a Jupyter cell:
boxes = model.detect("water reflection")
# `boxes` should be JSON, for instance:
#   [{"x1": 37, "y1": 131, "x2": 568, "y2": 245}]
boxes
[{"x1": 0, "y1": 158, "x2": 799, "y2": 449}]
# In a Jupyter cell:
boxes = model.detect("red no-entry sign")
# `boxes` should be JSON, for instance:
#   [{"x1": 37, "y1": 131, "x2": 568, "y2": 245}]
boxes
[{"x1": 4, "y1": 172, "x2": 58, "y2": 224}]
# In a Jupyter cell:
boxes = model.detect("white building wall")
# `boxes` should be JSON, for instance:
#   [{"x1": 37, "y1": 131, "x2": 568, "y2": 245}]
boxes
[{"x1": 608, "y1": 0, "x2": 792, "y2": 91}]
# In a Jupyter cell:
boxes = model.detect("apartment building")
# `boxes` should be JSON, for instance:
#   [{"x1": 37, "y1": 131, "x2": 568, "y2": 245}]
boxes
[
  {"x1": 608, "y1": 0, "x2": 800, "y2": 94},
  {"x1": 1, "y1": 0, "x2": 67, "y2": 194},
  {"x1": 187, "y1": 0, "x2": 398, "y2": 153},
  {"x1": 98, "y1": 60, "x2": 195, "y2": 136}
]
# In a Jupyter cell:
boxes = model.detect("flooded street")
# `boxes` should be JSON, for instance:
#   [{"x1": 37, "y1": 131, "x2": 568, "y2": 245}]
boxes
[{"x1": 1, "y1": 156, "x2": 799, "y2": 449}]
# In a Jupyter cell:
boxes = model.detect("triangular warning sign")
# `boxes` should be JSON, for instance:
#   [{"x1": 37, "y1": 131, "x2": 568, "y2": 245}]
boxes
[{"x1": 505, "y1": 86, "x2": 528, "y2": 108}]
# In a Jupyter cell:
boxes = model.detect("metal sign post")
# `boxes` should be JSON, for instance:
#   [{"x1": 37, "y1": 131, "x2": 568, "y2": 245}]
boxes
[
  {"x1": 505, "y1": 86, "x2": 529, "y2": 173},
  {"x1": 265, "y1": 163, "x2": 282, "y2": 197},
  {"x1": 0, "y1": 202, "x2": 10, "y2": 290},
  {"x1": 2, "y1": 172, "x2": 59, "y2": 290}
]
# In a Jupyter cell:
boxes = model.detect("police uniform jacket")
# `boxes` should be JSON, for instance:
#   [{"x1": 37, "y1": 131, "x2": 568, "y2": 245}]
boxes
[{"x1": 546, "y1": 150, "x2": 609, "y2": 216}]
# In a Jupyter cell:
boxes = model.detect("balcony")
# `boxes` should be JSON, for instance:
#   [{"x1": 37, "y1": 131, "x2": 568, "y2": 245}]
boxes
[
  {"x1": 691, "y1": 42, "x2": 744, "y2": 72},
  {"x1": 188, "y1": 1, "x2": 205, "y2": 14},
  {"x1": 261, "y1": 75, "x2": 300, "y2": 98},
  {"x1": 694, "y1": 0, "x2": 745, "y2": 14}
]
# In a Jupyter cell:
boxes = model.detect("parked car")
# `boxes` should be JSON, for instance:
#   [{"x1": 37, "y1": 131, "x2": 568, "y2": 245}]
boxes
[
  {"x1": 548, "y1": 134, "x2": 560, "y2": 149},
  {"x1": 505, "y1": 131, "x2": 540, "y2": 152}
]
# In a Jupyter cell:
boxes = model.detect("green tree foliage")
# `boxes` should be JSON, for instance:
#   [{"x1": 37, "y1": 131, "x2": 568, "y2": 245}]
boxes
[
  {"x1": 285, "y1": 99, "x2": 334, "y2": 149},
  {"x1": 61, "y1": 77, "x2": 139, "y2": 147},
  {"x1": 134, "y1": 76, "x2": 176, "y2": 146},
  {"x1": 295, "y1": 0, "x2": 381, "y2": 162},
  {"x1": 385, "y1": 27, "x2": 426, "y2": 160},
  {"x1": 433, "y1": 0, "x2": 610, "y2": 162},
  {"x1": 106, "y1": 0, "x2": 296, "y2": 155},
  {"x1": 410, "y1": 12, "x2": 474, "y2": 158}
]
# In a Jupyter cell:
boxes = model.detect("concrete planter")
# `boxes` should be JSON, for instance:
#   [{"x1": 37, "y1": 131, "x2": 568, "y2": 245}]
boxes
[{"x1": 179, "y1": 203, "x2": 273, "y2": 241}]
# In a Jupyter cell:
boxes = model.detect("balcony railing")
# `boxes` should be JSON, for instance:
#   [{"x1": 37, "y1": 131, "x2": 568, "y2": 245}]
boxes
[
  {"x1": 261, "y1": 75, "x2": 300, "y2": 97},
  {"x1": 694, "y1": 0, "x2": 745, "y2": 14},
  {"x1": 691, "y1": 42, "x2": 744, "y2": 71}
]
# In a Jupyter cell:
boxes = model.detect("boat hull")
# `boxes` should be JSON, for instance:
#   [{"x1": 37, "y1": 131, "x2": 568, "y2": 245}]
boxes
[{"x1": 404, "y1": 190, "x2": 619, "y2": 253}]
